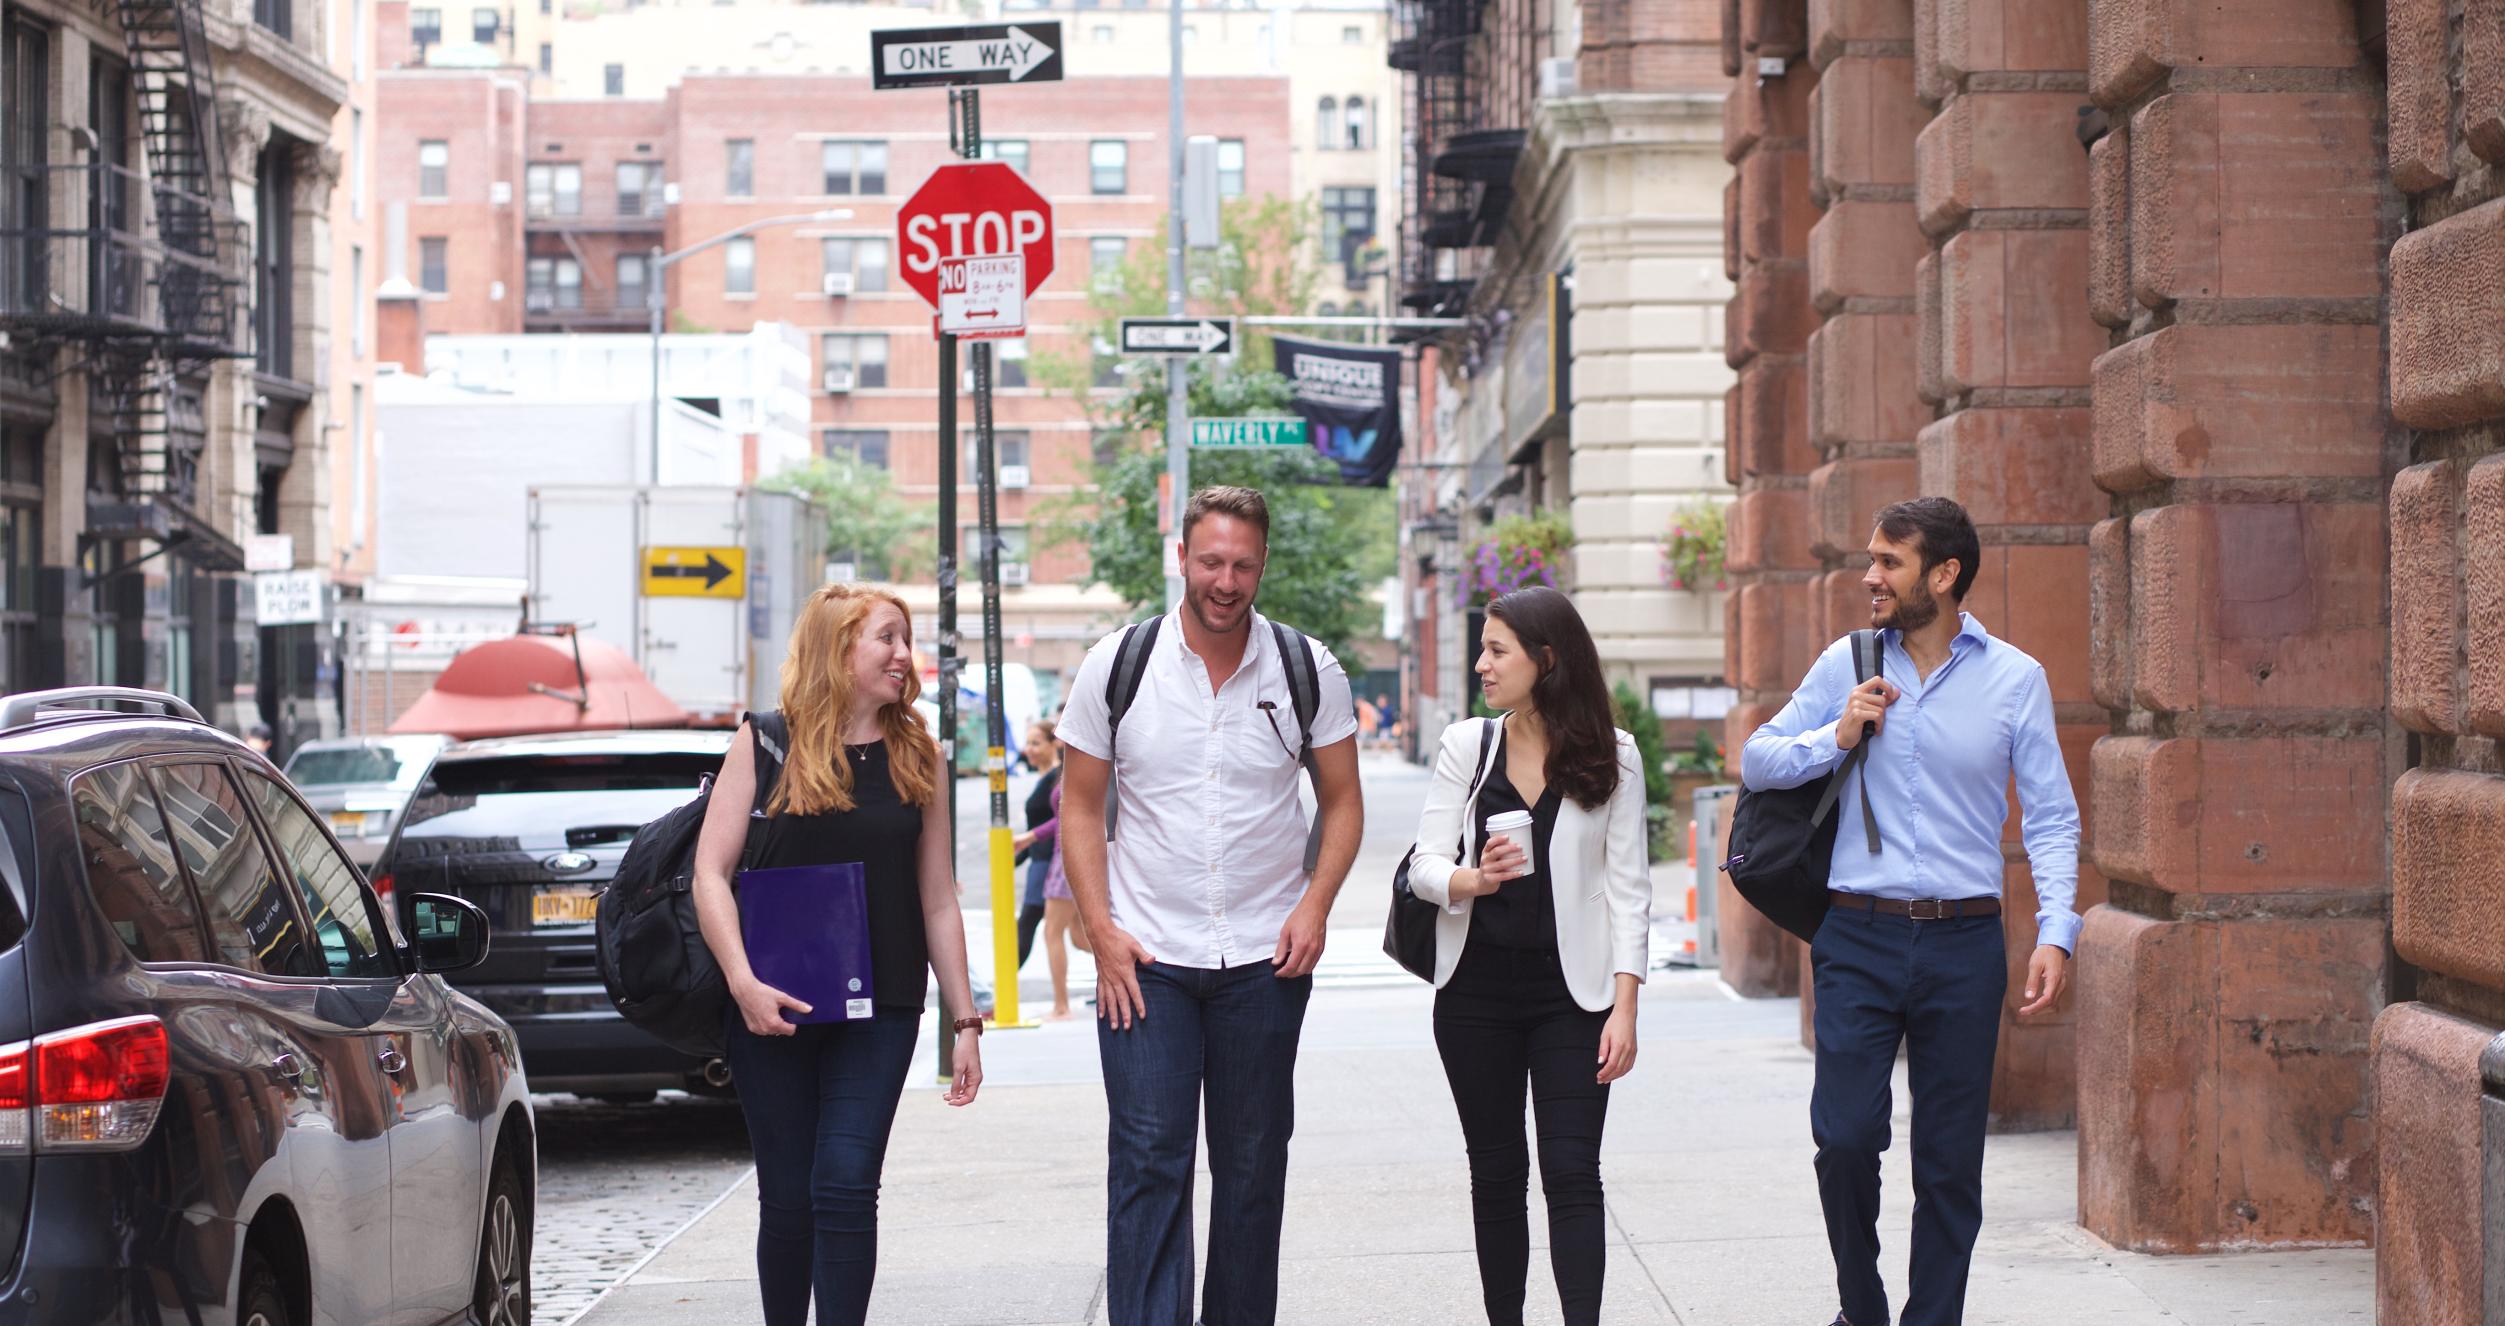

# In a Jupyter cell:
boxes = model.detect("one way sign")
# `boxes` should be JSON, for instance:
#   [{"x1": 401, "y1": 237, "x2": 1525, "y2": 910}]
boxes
[
  {"x1": 1119, "y1": 317, "x2": 1236, "y2": 357},
  {"x1": 871, "y1": 22, "x2": 1064, "y2": 90},
  {"x1": 641, "y1": 546, "x2": 745, "y2": 598}
]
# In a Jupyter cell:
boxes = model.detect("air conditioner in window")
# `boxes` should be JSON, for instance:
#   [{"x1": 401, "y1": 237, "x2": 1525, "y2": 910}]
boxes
[
  {"x1": 822, "y1": 368, "x2": 856, "y2": 393},
  {"x1": 1000, "y1": 562, "x2": 1031, "y2": 586},
  {"x1": 822, "y1": 271, "x2": 855, "y2": 298},
  {"x1": 999, "y1": 464, "x2": 1030, "y2": 489},
  {"x1": 1539, "y1": 56, "x2": 1578, "y2": 99},
  {"x1": 490, "y1": 180, "x2": 513, "y2": 206}
]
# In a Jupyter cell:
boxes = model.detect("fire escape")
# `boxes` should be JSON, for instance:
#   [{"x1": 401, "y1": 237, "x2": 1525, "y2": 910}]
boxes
[
  {"x1": 0, "y1": 0, "x2": 251, "y2": 569},
  {"x1": 1388, "y1": 0, "x2": 1535, "y2": 338}
]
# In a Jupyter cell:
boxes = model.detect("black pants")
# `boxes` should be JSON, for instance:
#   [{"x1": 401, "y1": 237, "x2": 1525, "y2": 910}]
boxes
[
  {"x1": 1014, "y1": 852, "x2": 1048, "y2": 968},
  {"x1": 1810, "y1": 908, "x2": 2007, "y2": 1326},
  {"x1": 1432, "y1": 943, "x2": 1611, "y2": 1326}
]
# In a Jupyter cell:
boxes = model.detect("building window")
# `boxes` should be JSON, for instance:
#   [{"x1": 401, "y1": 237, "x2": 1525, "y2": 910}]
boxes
[
  {"x1": 418, "y1": 139, "x2": 448, "y2": 198},
  {"x1": 960, "y1": 428, "x2": 1031, "y2": 472},
  {"x1": 957, "y1": 523, "x2": 1031, "y2": 571},
  {"x1": 1089, "y1": 236, "x2": 1127, "y2": 284},
  {"x1": 1091, "y1": 336, "x2": 1121, "y2": 389},
  {"x1": 1217, "y1": 138, "x2": 1244, "y2": 198},
  {"x1": 411, "y1": 6, "x2": 440, "y2": 45},
  {"x1": 821, "y1": 334, "x2": 887, "y2": 388},
  {"x1": 471, "y1": 6, "x2": 496, "y2": 43},
  {"x1": 616, "y1": 253, "x2": 647, "y2": 311},
  {"x1": 256, "y1": 0, "x2": 291, "y2": 40},
  {"x1": 1089, "y1": 139, "x2": 1126, "y2": 195},
  {"x1": 524, "y1": 162, "x2": 581, "y2": 216},
  {"x1": 724, "y1": 236, "x2": 754, "y2": 295},
  {"x1": 963, "y1": 340, "x2": 1028, "y2": 390},
  {"x1": 1321, "y1": 186, "x2": 1375, "y2": 285},
  {"x1": 726, "y1": 138, "x2": 753, "y2": 196},
  {"x1": 255, "y1": 141, "x2": 294, "y2": 379},
  {"x1": 603, "y1": 63, "x2": 624, "y2": 96},
  {"x1": 2, "y1": 17, "x2": 47, "y2": 317},
  {"x1": 1091, "y1": 24, "x2": 1112, "y2": 41},
  {"x1": 525, "y1": 256, "x2": 581, "y2": 309},
  {"x1": 1091, "y1": 427, "x2": 1126, "y2": 465},
  {"x1": 0, "y1": 426, "x2": 39, "y2": 693},
  {"x1": 823, "y1": 429, "x2": 890, "y2": 469},
  {"x1": 1344, "y1": 95, "x2": 1370, "y2": 151},
  {"x1": 821, "y1": 140, "x2": 887, "y2": 196},
  {"x1": 1316, "y1": 96, "x2": 1337, "y2": 150},
  {"x1": 1343, "y1": 24, "x2": 1363, "y2": 42},
  {"x1": 536, "y1": 41, "x2": 551, "y2": 73},
  {"x1": 822, "y1": 237, "x2": 889, "y2": 293},
  {"x1": 981, "y1": 139, "x2": 1029, "y2": 177},
  {"x1": 419, "y1": 236, "x2": 448, "y2": 293},
  {"x1": 616, "y1": 161, "x2": 661, "y2": 217},
  {"x1": 349, "y1": 109, "x2": 364, "y2": 218}
]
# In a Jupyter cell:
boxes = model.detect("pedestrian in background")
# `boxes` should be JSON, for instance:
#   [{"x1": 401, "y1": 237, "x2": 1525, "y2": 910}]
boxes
[
  {"x1": 1033, "y1": 726, "x2": 1087, "y2": 1020},
  {"x1": 1012, "y1": 717, "x2": 1060, "y2": 972},
  {"x1": 1057, "y1": 485, "x2": 1366, "y2": 1326},
  {"x1": 1742, "y1": 497, "x2": 2081, "y2": 1326},
  {"x1": 687, "y1": 583, "x2": 986, "y2": 1326},
  {"x1": 1404, "y1": 585, "x2": 1650, "y2": 1326}
]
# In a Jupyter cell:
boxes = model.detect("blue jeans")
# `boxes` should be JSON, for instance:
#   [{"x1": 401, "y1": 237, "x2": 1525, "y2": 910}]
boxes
[
  {"x1": 1810, "y1": 907, "x2": 2007, "y2": 1326},
  {"x1": 1098, "y1": 959, "x2": 1312, "y2": 1326},
  {"x1": 724, "y1": 1007, "x2": 922, "y2": 1326}
]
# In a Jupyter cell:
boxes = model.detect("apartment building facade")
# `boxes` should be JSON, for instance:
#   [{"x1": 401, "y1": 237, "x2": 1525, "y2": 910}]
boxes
[{"x1": 1, "y1": 0, "x2": 359, "y2": 753}]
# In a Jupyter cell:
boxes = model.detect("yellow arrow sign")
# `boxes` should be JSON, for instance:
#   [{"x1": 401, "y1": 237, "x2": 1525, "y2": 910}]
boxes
[{"x1": 641, "y1": 546, "x2": 746, "y2": 598}]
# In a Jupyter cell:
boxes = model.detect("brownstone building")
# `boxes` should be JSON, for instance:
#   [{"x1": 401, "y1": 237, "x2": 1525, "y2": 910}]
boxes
[
  {"x1": 376, "y1": 40, "x2": 1293, "y2": 672},
  {"x1": 1717, "y1": 1, "x2": 2502, "y2": 1319}
]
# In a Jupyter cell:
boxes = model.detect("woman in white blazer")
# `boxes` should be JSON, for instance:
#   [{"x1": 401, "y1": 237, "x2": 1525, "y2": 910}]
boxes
[{"x1": 1407, "y1": 585, "x2": 1651, "y2": 1326}]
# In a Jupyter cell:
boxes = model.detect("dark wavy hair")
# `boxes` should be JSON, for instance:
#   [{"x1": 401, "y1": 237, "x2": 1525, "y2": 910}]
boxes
[{"x1": 1485, "y1": 586, "x2": 1620, "y2": 810}]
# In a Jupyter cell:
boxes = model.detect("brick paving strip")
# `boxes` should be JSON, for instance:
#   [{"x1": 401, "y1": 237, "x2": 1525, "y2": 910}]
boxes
[{"x1": 526, "y1": 1096, "x2": 760, "y2": 1324}]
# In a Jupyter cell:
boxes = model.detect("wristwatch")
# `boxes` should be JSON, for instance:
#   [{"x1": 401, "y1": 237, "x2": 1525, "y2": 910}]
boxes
[{"x1": 951, "y1": 1016, "x2": 986, "y2": 1036}]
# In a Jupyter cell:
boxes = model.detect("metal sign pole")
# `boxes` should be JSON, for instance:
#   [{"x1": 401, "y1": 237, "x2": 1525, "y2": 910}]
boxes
[{"x1": 1162, "y1": 0, "x2": 1188, "y2": 613}]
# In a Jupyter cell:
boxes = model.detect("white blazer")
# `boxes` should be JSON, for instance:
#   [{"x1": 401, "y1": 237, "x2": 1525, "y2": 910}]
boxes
[{"x1": 1407, "y1": 717, "x2": 1652, "y2": 1011}]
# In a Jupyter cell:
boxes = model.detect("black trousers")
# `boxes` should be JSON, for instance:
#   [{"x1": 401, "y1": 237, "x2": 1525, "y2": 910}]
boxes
[
  {"x1": 1432, "y1": 943, "x2": 1611, "y2": 1326},
  {"x1": 1810, "y1": 907, "x2": 2007, "y2": 1326}
]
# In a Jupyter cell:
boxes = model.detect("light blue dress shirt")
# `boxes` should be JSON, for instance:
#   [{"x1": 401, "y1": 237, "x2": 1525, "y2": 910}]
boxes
[{"x1": 1740, "y1": 613, "x2": 2084, "y2": 954}]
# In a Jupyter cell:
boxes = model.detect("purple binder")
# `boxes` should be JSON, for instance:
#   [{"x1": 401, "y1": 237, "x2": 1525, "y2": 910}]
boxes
[{"x1": 735, "y1": 861, "x2": 876, "y2": 1023}]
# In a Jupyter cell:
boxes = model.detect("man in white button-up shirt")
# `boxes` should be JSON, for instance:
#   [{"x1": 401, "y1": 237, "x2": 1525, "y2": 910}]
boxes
[{"x1": 1059, "y1": 486, "x2": 1364, "y2": 1326}]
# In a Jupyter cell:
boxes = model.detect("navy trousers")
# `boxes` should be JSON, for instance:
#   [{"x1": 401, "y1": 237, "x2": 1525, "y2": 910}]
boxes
[
  {"x1": 1098, "y1": 959, "x2": 1312, "y2": 1326},
  {"x1": 1809, "y1": 907, "x2": 2007, "y2": 1326}
]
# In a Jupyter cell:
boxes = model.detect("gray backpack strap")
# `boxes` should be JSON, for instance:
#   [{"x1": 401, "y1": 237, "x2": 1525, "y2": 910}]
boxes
[
  {"x1": 1809, "y1": 630, "x2": 1885, "y2": 854},
  {"x1": 1102, "y1": 617, "x2": 1164, "y2": 843},
  {"x1": 1271, "y1": 621, "x2": 1326, "y2": 872}
]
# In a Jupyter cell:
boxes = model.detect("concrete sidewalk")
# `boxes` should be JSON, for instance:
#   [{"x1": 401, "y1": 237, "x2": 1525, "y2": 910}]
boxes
[{"x1": 568, "y1": 967, "x2": 2373, "y2": 1325}]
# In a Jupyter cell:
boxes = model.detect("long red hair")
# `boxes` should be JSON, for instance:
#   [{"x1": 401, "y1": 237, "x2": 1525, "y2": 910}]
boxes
[{"x1": 770, "y1": 583, "x2": 941, "y2": 814}]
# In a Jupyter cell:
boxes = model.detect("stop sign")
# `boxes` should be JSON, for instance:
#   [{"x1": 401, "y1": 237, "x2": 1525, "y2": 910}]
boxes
[{"x1": 896, "y1": 161, "x2": 1055, "y2": 307}]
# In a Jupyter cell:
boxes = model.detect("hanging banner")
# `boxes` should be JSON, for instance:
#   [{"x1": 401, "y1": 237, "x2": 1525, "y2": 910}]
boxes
[{"x1": 1272, "y1": 334, "x2": 1401, "y2": 487}]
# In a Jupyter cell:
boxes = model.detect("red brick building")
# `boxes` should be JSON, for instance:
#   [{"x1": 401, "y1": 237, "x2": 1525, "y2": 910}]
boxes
[
  {"x1": 1718, "y1": 1, "x2": 2502, "y2": 1318},
  {"x1": 377, "y1": 41, "x2": 1292, "y2": 665}
]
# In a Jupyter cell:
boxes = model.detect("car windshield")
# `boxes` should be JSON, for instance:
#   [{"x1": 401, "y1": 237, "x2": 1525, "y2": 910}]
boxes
[{"x1": 285, "y1": 739, "x2": 438, "y2": 790}]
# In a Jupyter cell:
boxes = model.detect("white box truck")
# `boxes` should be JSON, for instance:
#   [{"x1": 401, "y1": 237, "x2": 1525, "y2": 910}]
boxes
[{"x1": 526, "y1": 485, "x2": 821, "y2": 723}]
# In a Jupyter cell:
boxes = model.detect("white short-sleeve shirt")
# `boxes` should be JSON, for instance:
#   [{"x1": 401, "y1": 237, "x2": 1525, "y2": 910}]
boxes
[{"x1": 1058, "y1": 610, "x2": 1358, "y2": 969}]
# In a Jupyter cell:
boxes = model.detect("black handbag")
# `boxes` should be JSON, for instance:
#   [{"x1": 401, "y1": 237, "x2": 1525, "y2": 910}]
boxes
[
  {"x1": 1720, "y1": 631, "x2": 1884, "y2": 943},
  {"x1": 1384, "y1": 718, "x2": 1500, "y2": 981}
]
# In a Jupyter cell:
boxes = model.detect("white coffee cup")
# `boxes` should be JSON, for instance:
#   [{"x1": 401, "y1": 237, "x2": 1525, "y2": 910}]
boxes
[{"x1": 1483, "y1": 809, "x2": 1535, "y2": 880}]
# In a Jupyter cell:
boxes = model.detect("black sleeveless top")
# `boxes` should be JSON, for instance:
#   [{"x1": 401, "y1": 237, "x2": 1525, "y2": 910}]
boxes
[
  {"x1": 1467, "y1": 728, "x2": 1564, "y2": 952},
  {"x1": 754, "y1": 739, "x2": 929, "y2": 1013}
]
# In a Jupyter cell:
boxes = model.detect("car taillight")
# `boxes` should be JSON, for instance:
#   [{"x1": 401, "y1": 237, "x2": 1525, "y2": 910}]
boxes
[
  {"x1": 0, "y1": 1041, "x2": 27, "y2": 1153},
  {"x1": 28, "y1": 1016, "x2": 170, "y2": 1151},
  {"x1": 371, "y1": 871, "x2": 395, "y2": 909}
]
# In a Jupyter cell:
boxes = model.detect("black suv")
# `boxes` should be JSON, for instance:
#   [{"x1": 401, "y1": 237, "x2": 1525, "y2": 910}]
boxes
[
  {"x1": 374, "y1": 729, "x2": 733, "y2": 1100},
  {"x1": 0, "y1": 687, "x2": 534, "y2": 1326}
]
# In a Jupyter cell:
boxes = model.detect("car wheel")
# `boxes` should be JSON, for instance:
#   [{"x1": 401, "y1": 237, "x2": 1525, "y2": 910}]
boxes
[
  {"x1": 473, "y1": 1148, "x2": 531, "y2": 1326},
  {"x1": 238, "y1": 1249, "x2": 291, "y2": 1326}
]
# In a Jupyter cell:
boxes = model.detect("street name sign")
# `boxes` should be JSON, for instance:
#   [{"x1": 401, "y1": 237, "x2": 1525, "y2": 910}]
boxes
[
  {"x1": 1191, "y1": 417, "x2": 1308, "y2": 448},
  {"x1": 937, "y1": 253, "x2": 1026, "y2": 339},
  {"x1": 899, "y1": 162, "x2": 1055, "y2": 306},
  {"x1": 870, "y1": 22, "x2": 1064, "y2": 91},
  {"x1": 1119, "y1": 317, "x2": 1235, "y2": 356},
  {"x1": 641, "y1": 546, "x2": 745, "y2": 598}
]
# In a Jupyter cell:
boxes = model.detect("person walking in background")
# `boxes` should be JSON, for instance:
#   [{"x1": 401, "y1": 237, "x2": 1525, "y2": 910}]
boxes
[
  {"x1": 1741, "y1": 497, "x2": 2081, "y2": 1326},
  {"x1": 1033, "y1": 727, "x2": 1088, "y2": 1019},
  {"x1": 1403, "y1": 585, "x2": 1651, "y2": 1326},
  {"x1": 1057, "y1": 485, "x2": 1366, "y2": 1326},
  {"x1": 1013, "y1": 718, "x2": 1061, "y2": 973},
  {"x1": 687, "y1": 583, "x2": 986, "y2": 1326}
]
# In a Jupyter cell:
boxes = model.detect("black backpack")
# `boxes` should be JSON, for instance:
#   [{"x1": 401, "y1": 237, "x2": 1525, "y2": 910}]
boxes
[
  {"x1": 1720, "y1": 631, "x2": 1884, "y2": 942},
  {"x1": 1102, "y1": 615, "x2": 1329, "y2": 871},
  {"x1": 595, "y1": 712, "x2": 788, "y2": 1059}
]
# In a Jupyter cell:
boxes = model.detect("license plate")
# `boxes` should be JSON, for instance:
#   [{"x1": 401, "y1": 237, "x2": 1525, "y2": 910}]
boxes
[
  {"x1": 328, "y1": 811, "x2": 367, "y2": 833},
  {"x1": 531, "y1": 890, "x2": 598, "y2": 926}
]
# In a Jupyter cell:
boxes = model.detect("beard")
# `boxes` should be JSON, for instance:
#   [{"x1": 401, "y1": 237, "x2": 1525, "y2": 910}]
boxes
[
  {"x1": 1184, "y1": 583, "x2": 1250, "y2": 636},
  {"x1": 1876, "y1": 581, "x2": 1942, "y2": 633}
]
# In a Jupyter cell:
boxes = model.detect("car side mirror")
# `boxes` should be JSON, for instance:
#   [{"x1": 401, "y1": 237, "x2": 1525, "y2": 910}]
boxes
[{"x1": 407, "y1": 892, "x2": 491, "y2": 973}]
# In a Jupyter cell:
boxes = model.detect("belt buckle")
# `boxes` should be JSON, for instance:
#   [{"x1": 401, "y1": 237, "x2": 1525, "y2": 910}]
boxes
[{"x1": 1906, "y1": 898, "x2": 1950, "y2": 921}]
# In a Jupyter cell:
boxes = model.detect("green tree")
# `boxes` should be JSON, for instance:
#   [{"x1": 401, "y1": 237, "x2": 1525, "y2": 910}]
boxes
[{"x1": 763, "y1": 454, "x2": 932, "y2": 582}]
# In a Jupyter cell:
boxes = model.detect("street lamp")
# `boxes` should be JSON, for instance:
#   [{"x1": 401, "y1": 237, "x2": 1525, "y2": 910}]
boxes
[{"x1": 647, "y1": 208, "x2": 852, "y2": 484}]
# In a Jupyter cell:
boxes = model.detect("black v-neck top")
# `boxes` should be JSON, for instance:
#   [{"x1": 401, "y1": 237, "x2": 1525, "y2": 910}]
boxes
[
  {"x1": 751, "y1": 740, "x2": 929, "y2": 1012},
  {"x1": 1469, "y1": 729, "x2": 1564, "y2": 951}
]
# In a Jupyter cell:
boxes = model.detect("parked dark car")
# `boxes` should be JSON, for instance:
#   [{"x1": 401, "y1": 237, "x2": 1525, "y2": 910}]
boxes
[
  {"x1": 0, "y1": 687, "x2": 534, "y2": 1326},
  {"x1": 372, "y1": 729, "x2": 734, "y2": 1100}
]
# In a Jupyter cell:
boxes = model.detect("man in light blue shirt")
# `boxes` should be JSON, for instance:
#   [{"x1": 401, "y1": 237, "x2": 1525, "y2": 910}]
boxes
[{"x1": 1742, "y1": 497, "x2": 2082, "y2": 1326}]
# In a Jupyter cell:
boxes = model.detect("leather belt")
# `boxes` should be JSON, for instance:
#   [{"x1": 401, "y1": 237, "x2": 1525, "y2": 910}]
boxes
[{"x1": 1828, "y1": 891, "x2": 2001, "y2": 921}]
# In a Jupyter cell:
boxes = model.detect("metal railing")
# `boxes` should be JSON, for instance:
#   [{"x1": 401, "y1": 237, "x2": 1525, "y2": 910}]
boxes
[{"x1": 0, "y1": 161, "x2": 247, "y2": 354}]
